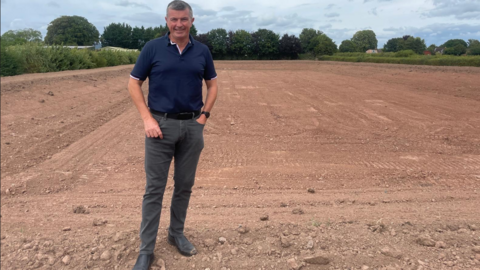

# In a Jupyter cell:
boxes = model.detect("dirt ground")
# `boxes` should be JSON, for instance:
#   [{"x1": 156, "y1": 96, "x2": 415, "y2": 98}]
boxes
[{"x1": 1, "y1": 61, "x2": 480, "y2": 270}]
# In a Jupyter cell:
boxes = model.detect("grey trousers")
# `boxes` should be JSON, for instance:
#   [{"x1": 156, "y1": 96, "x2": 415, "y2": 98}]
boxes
[{"x1": 139, "y1": 113, "x2": 205, "y2": 255}]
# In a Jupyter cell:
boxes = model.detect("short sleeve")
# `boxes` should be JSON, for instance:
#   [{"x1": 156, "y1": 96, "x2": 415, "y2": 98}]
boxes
[
  {"x1": 203, "y1": 47, "x2": 217, "y2": 80},
  {"x1": 130, "y1": 42, "x2": 153, "y2": 81}
]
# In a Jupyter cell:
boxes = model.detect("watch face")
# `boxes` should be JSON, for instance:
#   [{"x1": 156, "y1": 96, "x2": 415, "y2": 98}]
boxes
[{"x1": 202, "y1": 111, "x2": 210, "y2": 118}]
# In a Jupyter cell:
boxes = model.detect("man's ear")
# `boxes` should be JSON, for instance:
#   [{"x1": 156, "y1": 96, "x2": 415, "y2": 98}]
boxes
[{"x1": 191, "y1": 17, "x2": 195, "y2": 24}]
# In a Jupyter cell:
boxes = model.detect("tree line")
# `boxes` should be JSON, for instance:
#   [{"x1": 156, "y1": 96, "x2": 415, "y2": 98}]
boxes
[{"x1": 2, "y1": 15, "x2": 480, "y2": 58}]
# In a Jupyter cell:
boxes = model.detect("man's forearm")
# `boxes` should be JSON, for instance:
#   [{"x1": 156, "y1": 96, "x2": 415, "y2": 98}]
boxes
[
  {"x1": 128, "y1": 79, "x2": 152, "y2": 120},
  {"x1": 203, "y1": 84, "x2": 218, "y2": 112}
]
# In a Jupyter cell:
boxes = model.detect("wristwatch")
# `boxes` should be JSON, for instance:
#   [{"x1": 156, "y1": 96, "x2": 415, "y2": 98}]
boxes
[{"x1": 201, "y1": 111, "x2": 210, "y2": 118}]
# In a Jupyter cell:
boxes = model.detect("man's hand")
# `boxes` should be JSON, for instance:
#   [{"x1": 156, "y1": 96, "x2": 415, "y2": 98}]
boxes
[
  {"x1": 144, "y1": 116, "x2": 163, "y2": 139},
  {"x1": 196, "y1": 114, "x2": 207, "y2": 125}
]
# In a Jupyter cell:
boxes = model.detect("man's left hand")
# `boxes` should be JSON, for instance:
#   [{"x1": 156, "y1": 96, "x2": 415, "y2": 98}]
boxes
[{"x1": 196, "y1": 114, "x2": 207, "y2": 125}]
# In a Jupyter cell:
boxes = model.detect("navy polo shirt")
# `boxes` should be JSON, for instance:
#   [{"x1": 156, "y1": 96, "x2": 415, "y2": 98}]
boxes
[{"x1": 130, "y1": 33, "x2": 217, "y2": 113}]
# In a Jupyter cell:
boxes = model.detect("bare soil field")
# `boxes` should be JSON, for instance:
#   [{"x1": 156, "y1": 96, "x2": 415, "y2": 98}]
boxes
[{"x1": 1, "y1": 61, "x2": 480, "y2": 270}]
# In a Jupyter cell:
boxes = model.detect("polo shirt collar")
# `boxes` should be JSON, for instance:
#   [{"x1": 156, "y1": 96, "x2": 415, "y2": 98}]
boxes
[{"x1": 165, "y1": 32, "x2": 195, "y2": 46}]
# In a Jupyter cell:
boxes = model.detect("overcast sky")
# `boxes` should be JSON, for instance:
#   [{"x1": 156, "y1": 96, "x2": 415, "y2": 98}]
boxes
[{"x1": 1, "y1": 0, "x2": 479, "y2": 47}]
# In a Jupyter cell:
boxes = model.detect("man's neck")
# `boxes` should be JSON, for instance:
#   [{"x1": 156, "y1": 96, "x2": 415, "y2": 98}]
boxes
[{"x1": 169, "y1": 34, "x2": 190, "y2": 47}]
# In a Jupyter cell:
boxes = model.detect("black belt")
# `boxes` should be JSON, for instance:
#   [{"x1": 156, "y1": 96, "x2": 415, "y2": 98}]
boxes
[{"x1": 150, "y1": 109, "x2": 201, "y2": 120}]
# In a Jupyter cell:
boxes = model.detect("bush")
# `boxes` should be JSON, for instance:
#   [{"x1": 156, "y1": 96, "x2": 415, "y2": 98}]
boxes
[
  {"x1": 469, "y1": 45, "x2": 480, "y2": 56},
  {"x1": 395, "y1": 50, "x2": 416, "y2": 57},
  {"x1": 1, "y1": 43, "x2": 139, "y2": 76},
  {"x1": 1, "y1": 44, "x2": 25, "y2": 76},
  {"x1": 444, "y1": 44, "x2": 467, "y2": 56},
  {"x1": 317, "y1": 54, "x2": 480, "y2": 67}
]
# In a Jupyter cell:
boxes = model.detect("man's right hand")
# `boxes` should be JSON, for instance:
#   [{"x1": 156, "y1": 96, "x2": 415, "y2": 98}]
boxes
[{"x1": 144, "y1": 116, "x2": 163, "y2": 139}]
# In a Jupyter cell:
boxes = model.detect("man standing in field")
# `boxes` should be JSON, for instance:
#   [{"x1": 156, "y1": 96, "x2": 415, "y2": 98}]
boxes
[{"x1": 128, "y1": 1, "x2": 218, "y2": 269}]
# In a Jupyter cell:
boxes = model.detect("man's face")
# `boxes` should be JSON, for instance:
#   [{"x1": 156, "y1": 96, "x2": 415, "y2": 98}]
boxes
[{"x1": 165, "y1": 8, "x2": 194, "y2": 40}]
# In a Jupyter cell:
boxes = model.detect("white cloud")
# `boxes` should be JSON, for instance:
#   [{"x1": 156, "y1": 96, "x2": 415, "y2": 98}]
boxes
[
  {"x1": 423, "y1": 0, "x2": 480, "y2": 20},
  {"x1": 116, "y1": 0, "x2": 152, "y2": 11},
  {"x1": 0, "y1": 0, "x2": 478, "y2": 48},
  {"x1": 47, "y1": 1, "x2": 60, "y2": 8},
  {"x1": 325, "y1": 12, "x2": 340, "y2": 18}
]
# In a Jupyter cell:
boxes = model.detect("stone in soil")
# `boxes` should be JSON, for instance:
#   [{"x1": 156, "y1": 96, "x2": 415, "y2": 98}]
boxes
[
  {"x1": 93, "y1": 218, "x2": 108, "y2": 226},
  {"x1": 307, "y1": 188, "x2": 315, "y2": 193},
  {"x1": 218, "y1": 237, "x2": 227, "y2": 244},
  {"x1": 243, "y1": 238, "x2": 253, "y2": 245},
  {"x1": 100, "y1": 250, "x2": 111, "y2": 260},
  {"x1": 62, "y1": 255, "x2": 71, "y2": 265},
  {"x1": 280, "y1": 202, "x2": 288, "y2": 207},
  {"x1": 156, "y1": 258, "x2": 166, "y2": 270},
  {"x1": 287, "y1": 258, "x2": 301, "y2": 270},
  {"x1": 260, "y1": 215, "x2": 269, "y2": 221},
  {"x1": 446, "y1": 224, "x2": 460, "y2": 231},
  {"x1": 304, "y1": 255, "x2": 330, "y2": 265},
  {"x1": 73, "y1": 205, "x2": 89, "y2": 214},
  {"x1": 237, "y1": 225, "x2": 250, "y2": 234},
  {"x1": 468, "y1": 224, "x2": 478, "y2": 231},
  {"x1": 416, "y1": 235, "x2": 435, "y2": 247},
  {"x1": 435, "y1": 241, "x2": 447, "y2": 249},
  {"x1": 281, "y1": 235, "x2": 292, "y2": 248},
  {"x1": 62, "y1": 227, "x2": 71, "y2": 231},
  {"x1": 292, "y1": 208, "x2": 304, "y2": 215},
  {"x1": 472, "y1": 246, "x2": 480, "y2": 254},
  {"x1": 380, "y1": 247, "x2": 403, "y2": 259},
  {"x1": 306, "y1": 239, "x2": 314, "y2": 250},
  {"x1": 47, "y1": 91, "x2": 54, "y2": 96},
  {"x1": 204, "y1": 239, "x2": 216, "y2": 247}
]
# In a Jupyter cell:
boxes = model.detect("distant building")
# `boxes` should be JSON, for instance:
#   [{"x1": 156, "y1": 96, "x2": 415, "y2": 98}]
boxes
[
  {"x1": 424, "y1": 51, "x2": 432, "y2": 55},
  {"x1": 434, "y1": 47, "x2": 445, "y2": 54},
  {"x1": 101, "y1": 46, "x2": 138, "y2": 52},
  {"x1": 366, "y1": 49, "x2": 381, "y2": 54},
  {"x1": 43, "y1": 45, "x2": 94, "y2": 50}
]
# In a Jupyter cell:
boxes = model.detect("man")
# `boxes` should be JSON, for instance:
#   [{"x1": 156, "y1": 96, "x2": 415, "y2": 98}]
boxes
[{"x1": 128, "y1": 1, "x2": 218, "y2": 269}]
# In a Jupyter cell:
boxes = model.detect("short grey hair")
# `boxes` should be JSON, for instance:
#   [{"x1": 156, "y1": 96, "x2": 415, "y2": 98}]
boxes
[{"x1": 167, "y1": 0, "x2": 193, "y2": 18}]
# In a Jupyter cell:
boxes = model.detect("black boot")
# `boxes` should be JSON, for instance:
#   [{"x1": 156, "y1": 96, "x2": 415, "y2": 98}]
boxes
[
  {"x1": 168, "y1": 233, "x2": 197, "y2": 256},
  {"x1": 132, "y1": 253, "x2": 155, "y2": 270}
]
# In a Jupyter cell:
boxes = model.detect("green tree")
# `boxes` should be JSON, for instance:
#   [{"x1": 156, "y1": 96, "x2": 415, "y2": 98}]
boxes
[
  {"x1": 403, "y1": 37, "x2": 426, "y2": 54},
  {"x1": 195, "y1": 33, "x2": 211, "y2": 52},
  {"x1": 152, "y1": 24, "x2": 169, "y2": 39},
  {"x1": 45, "y1": 16, "x2": 99, "y2": 46},
  {"x1": 339, "y1": 40, "x2": 357, "y2": 52},
  {"x1": 131, "y1": 26, "x2": 146, "y2": 50},
  {"x1": 230, "y1": 30, "x2": 253, "y2": 57},
  {"x1": 252, "y1": 29, "x2": 280, "y2": 59},
  {"x1": 299, "y1": 28, "x2": 322, "y2": 53},
  {"x1": 444, "y1": 44, "x2": 467, "y2": 56},
  {"x1": 101, "y1": 23, "x2": 132, "y2": 48},
  {"x1": 208, "y1": 28, "x2": 228, "y2": 55},
  {"x1": 311, "y1": 34, "x2": 337, "y2": 56},
  {"x1": 1, "y1": 28, "x2": 43, "y2": 46},
  {"x1": 467, "y1": 39, "x2": 480, "y2": 48},
  {"x1": 190, "y1": 24, "x2": 198, "y2": 37},
  {"x1": 383, "y1": 38, "x2": 403, "y2": 52},
  {"x1": 468, "y1": 39, "x2": 480, "y2": 55},
  {"x1": 427, "y1": 44, "x2": 436, "y2": 54},
  {"x1": 279, "y1": 34, "x2": 302, "y2": 59},
  {"x1": 442, "y1": 39, "x2": 467, "y2": 48},
  {"x1": 351, "y1": 30, "x2": 377, "y2": 52}
]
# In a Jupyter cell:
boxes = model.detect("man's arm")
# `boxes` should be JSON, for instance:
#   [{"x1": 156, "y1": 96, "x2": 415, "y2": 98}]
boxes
[
  {"x1": 197, "y1": 79, "x2": 218, "y2": 124},
  {"x1": 127, "y1": 78, "x2": 163, "y2": 139}
]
